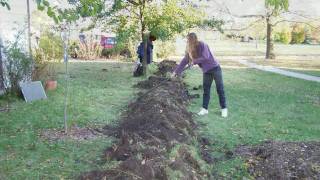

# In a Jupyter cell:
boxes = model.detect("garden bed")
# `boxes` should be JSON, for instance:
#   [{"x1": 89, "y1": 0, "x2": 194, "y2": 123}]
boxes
[{"x1": 80, "y1": 61, "x2": 213, "y2": 179}]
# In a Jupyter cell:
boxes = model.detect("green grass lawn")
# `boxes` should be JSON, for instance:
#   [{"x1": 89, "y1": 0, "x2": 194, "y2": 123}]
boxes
[
  {"x1": 184, "y1": 67, "x2": 320, "y2": 178},
  {"x1": 0, "y1": 62, "x2": 147, "y2": 179},
  {"x1": 1, "y1": 61, "x2": 319, "y2": 179},
  {"x1": 209, "y1": 40, "x2": 320, "y2": 56}
]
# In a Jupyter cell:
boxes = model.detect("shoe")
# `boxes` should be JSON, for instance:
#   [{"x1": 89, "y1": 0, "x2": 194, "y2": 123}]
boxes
[
  {"x1": 197, "y1": 108, "x2": 208, "y2": 116},
  {"x1": 221, "y1": 108, "x2": 228, "y2": 118}
]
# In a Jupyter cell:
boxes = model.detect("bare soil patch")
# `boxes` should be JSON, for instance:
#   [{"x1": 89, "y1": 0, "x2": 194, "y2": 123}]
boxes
[
  {"x1": 40, "y1": 126, "x2": 103, "y2": 142},
  {"x1": 235, "y1": 141, "x2": 320, "y2": 180}
]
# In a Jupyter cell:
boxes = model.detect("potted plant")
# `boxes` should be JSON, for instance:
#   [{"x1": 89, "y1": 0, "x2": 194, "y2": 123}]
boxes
[
  {"x1": 35, "y1": 30, "x2": 63, "y2": 91},
  {"x1": 45, "y1": 62, "x2": 57, "y2": 91}
]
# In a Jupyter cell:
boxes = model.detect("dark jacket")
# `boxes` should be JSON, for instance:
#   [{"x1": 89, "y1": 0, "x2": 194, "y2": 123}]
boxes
[{"x1": 137, "y1": 41, "x2": 153, "y2": 64}]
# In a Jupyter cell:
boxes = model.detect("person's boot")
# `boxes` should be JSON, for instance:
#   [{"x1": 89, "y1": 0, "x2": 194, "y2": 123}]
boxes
[
  {"x1": 197, "y1": 108, "x2": 208, "y2": 116},
  {"x1": 221, "y1": 108, "x2": 228, "y2": 118}
]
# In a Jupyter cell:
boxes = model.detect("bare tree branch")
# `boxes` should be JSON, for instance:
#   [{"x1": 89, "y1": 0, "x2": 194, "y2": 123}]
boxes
[
  {"x1": 124, "y1": 6, "x2": 140, "y2": 18},
  {"x1": 287, "y1": 10, "x2": 320, "y2": 21},
  {"x1": 224, "y1": 18, "x2": 265, "y2": 31},
  {"x1": 210, "y1": 0, "x2": 265, "y2": 18},
  {"x1": 127, "y1": 0, "x2": 140, "y2": 6},
  {"x1": 273, "y1": 19, "x2": 320, "y2": 30},
  {"x1": 237, "y1": 14, "x2": 265, "y2": 18}
]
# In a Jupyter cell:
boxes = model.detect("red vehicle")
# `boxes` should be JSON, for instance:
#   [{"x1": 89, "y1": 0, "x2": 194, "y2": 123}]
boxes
[{"x1": 100, "y1": 36, "x2": 116, "y2": 49}]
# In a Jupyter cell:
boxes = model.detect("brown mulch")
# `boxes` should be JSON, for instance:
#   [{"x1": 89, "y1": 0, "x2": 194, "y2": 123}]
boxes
[
  {"x1": 235, "y1": 141, "x2": 320, "y2": 180},
  {"x1": 80, "y1": 60, "x2": 213, "y2": 180}
]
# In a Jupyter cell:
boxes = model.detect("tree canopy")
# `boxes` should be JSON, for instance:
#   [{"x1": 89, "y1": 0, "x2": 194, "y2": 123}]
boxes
[
  {"x1": 265, "y1": 0, "x2": 289, "y2": 16},
  {"x1": 0, "y1": 0, "x2": 10, "y2": 10},
  {"x1": 35, "y1": 0, "x2": 223, "y2": 40}
]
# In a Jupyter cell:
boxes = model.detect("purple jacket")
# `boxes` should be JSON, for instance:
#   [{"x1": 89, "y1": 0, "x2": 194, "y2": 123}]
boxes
[{"x1": 174, "y1": 41, "x2": 219, "y2": 75}]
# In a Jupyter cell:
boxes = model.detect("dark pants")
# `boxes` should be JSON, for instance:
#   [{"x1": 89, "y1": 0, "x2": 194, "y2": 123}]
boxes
[{"x1": 203, "y1": 65, "x2": 226, "y2": 109}]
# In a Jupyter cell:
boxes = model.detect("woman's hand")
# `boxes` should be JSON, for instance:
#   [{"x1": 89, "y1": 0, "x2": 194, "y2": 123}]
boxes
[{"x1": 170, "y1": 72, "x2": 177, "y2": 78}]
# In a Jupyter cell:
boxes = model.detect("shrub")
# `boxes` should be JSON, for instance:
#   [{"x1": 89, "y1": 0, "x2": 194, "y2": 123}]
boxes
[
  {"x1": 303, "y1": 26, "x2": 315, "y2": 44},
  {"x1": 77, "y1": 40, "x2": 102, "y2": 60},
  {"x1": 38, "y1": 31, "x2": 63, "y2": 61},
  {"x1": 72, "y1": 33, "x2": 105, "y2": 60},
  {"x1": 101, "y1": 48, "x2": 114, "y2": 58},
  {"x1": 68, "y1": 41, "x2": 80, "y2": 58},
  {"x1": 154, "y1": 40, "x2": 176, "y2": 59},
  {"x1": 4, "y1": 40, "x2": 32, "y2": 94},
  {"x1": 32, "y1": 48, "x2": 48, "y2": 81},
  {"x1": 112, "y1": 36, "x2": 136, "y2": 59},
  {"x1": 291, "y1": 25, "x2": 306, "y2": 44},
  {"x1": 119, "y1": 48, "x2": 132, "y2": 58},
  {"x1": 311, "y1": 30, "x2": 320, "y2": 44},
  {"x1": 275, "y1": 30, "x2": 291, "y2": 44},
  {"x1": 32, "y1": 30, "x2": 63, "y2": 81}
]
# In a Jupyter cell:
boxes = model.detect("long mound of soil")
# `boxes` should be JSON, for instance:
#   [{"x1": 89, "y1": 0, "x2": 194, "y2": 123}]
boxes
[
  {"x1": 154, "y1": 60, "x2": 178, "y2": 77},
  {"x1": 236, "y1": 141, "x2": 320, "y2": 179},
  {"x1": 80, "y1": 61, "x2": 212, "y2": 179}
]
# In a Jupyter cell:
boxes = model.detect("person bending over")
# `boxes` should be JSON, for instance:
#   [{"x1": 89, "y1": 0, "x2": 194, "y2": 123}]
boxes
[{"x1": 172, "y1": 33, "x2": 228, "y2": 117}]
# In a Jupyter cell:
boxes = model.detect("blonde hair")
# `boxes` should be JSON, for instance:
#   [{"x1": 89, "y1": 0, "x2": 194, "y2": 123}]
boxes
[{"x1": 186, "y1": 33, "x2": 199, "y2": 63}]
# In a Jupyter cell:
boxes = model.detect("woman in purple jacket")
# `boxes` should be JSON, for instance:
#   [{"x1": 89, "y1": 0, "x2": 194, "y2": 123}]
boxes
[{"x1": 172, "y1": 33, "x2": 227, "y2": 117}]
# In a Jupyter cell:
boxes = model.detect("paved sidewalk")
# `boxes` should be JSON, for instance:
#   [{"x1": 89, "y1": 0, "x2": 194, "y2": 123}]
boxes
[{"x1": 238, "y1": 60, "x2": 320, "y2": 83}]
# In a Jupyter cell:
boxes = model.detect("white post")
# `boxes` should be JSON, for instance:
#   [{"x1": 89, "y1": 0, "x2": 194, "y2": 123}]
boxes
[
  {"x1": 62, "y1": 24, "x2": 70, "y2": 134},
  {"x1": 0, "y1": 35, "x2": 5, "y2": 94}
]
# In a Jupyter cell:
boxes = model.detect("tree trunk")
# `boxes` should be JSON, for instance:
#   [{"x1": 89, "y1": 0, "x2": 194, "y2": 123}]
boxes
[
  {"x1": 0, "y1": 38, "x2": 5, "y2": 94},
  {"x1": 139, "y1": 4, "x2": 148, "y2": 76},
  {"x1": 266, "y1": 17, "x2": 275, "y2": 59},
  {"x1": 26, "y1": 0, "x2": 32, "y2": 56},
  {"x1": 140, "y1": 26, "x2": 148, "y2": 77},
  {"x1": 142, "y1": 33, "x2": 148, "y2": 76},
  {"x1": 26, "y1": 0, "x2": 34, "y2": 82}
]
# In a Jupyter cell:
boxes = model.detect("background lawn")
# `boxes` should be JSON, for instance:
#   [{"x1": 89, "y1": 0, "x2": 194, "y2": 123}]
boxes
[
  {"x1": 174, "y1": 40, "x2": 320, "y2": 57},
  {"x1": 0, "y1": 61, "x2": 319, "y2": 179}
]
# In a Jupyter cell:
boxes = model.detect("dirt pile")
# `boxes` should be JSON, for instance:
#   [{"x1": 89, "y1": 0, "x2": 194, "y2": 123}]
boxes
[
  {"x1": 154, "y1": 60, "x2": 178, "y2": 77},
  {"x1": 236, "y1": 141, "x2": 320, "y2": 179},
  {"x1": 134, "y1": 76, "x2": 170, "y2": 89},
  {"x1": 80, "y1": 60, "x2": 212, "y2": 180}
]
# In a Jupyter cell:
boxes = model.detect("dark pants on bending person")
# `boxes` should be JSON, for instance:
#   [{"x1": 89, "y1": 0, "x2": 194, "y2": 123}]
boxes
[{"x1": 203, "y1": 65, "x2": 226, "y2": 109}]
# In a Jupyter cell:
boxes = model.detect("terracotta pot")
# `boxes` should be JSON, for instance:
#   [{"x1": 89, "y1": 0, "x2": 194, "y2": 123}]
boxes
[{"x1": 45, "y1": 80, "x2": 57, "y2": 91}]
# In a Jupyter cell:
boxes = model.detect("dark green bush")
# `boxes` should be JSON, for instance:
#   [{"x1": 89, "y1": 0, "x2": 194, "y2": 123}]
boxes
[
  {"x1": 5, "y1": 41, "x2": 32, "y2": 94},
  {"x1": 101, "y1": 48, "x2": 114, "y2": 58}
]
